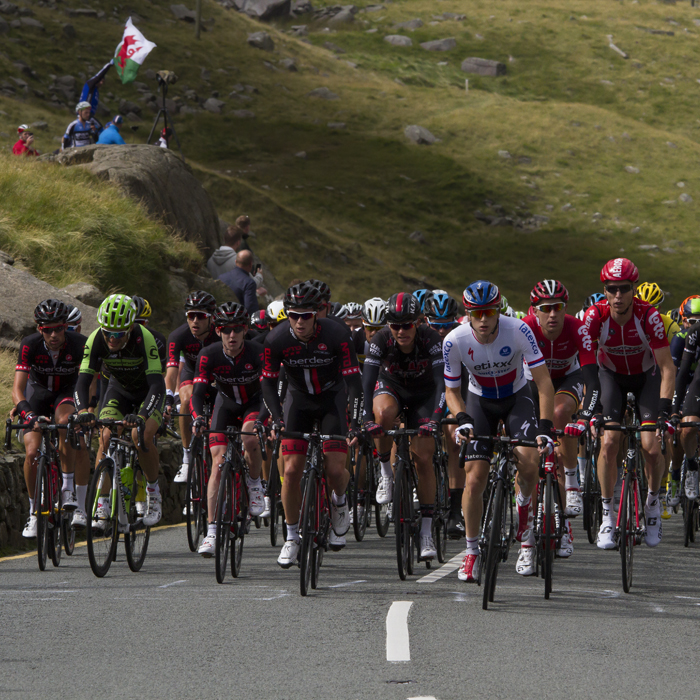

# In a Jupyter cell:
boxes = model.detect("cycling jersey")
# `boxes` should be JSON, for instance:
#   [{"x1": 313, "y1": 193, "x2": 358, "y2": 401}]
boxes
[
  {"x1": 521, "y1": 314, "x2": 595, "y2": 378},
  {"x1": 583, "y1": 298, "x2": 668, "y2": 375},
  {"x1": 674, "y1": 321, "x2": 700, "y2": 415},
  {"x1": 15, "y1": 331, "x2": 87, "y2": 393},
  {"x1": 166, "y1": 322, "x2": 219, "y2": 381},
  {"x1": 661, "y1": 312, "x2": 680, "y2": 342},
  {"x1": 443, "y1": 315, "x2": 546, "y2": 399},
  {"x1": 74, "y1": 324, "x2": 164, "y2": 419},
  {"x1": 62, "y1": 117, "x2": 101, "y2": 149},
  {"x1": 352, "y1": 327, "x2": 367, "y2": 367},
  {"x1": 671, "y1": 329, "x2": 687, "y2": 367},
  {"x1": 190, "y1": 341, "x2": 264, "y2": 420}
]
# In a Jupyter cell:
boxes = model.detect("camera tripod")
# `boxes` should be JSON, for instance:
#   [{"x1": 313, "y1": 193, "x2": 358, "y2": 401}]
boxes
[{"x1": 147, "y1": 71, "x2": 185, "y2": 162}]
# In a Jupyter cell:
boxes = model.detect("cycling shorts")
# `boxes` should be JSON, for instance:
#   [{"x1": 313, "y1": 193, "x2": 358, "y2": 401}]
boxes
[
  {"x1": 599, "y1": 366, "x2": 660, "y2": 425},
  {"x1": 26, "y1": 382, "x2": 75, "y2": 417},
  {"x1": 553, "y1": 370, "x2": 584, "y2": 405},
  {"x1": 282, "y1": 388, "x2": 348, "y2": 456},
  {"x1": 179, "y1": 362, "x2": 196, "y2": 389},
  {"x1": 464, "y1": 385, "x2": 539, "y2": 462},
  {"x1": 99, "y1": 379, "x2": 164, "y2": 427},
  {"x1": 209, "y1": 394, "x2": 261, "y2": 448},
  {"x1": 373, "y1": 378, "x2": 434, "y2": 430},
  {"x1": 681, "y1": 373, "x2": 700, "y2": 417}
]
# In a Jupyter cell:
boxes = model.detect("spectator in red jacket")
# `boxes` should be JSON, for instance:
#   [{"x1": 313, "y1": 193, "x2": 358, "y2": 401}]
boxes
[{"x1": 12, "y1": 125, "x2": 40, "y2": 156}]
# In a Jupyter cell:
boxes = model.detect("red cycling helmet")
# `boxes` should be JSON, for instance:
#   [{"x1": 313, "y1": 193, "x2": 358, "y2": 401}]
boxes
[
  {"x1": 530, "y1": 279, "x2": 569, "y2": 305},
  {"x1": 600, "y1": 258, "x2": 639, "y2": 283}
]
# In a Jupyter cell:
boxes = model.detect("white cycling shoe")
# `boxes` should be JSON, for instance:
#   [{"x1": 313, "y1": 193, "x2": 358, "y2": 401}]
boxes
[
  {"x1": 143, "y1": 492, "x2": 162, "y2": 527},
  {"x1": 329, "y1": 530, "x2": 346, "y2": 550},
  {"x1": 62, "y1": 489, "x2": 78, "y2": 512},
  {"x1": 277, "y1": 539, "x2": 300, "y2": 568},
  {"x1": 685, "y1": 470, "x2": 699, "y2": 501},
  {"x1": 248, "y1": 483, "x2": 265, "y2": 517},
  {"x1": 565, "y1": 489, "x2": 583, "y2": 517},
  {"x1": 71, "y1": 510, "x2": 87, "y2": 530},
  {"x1": 22, "y1": 514, "x2": 37, "y2": 538},
  {"x1": 174, "y1": 461, "x2": 189, "y2": 484},
  {"x1": 198, "y1": 534, "x2": 216, "y2": 558},
  {"x1": 516, "y1": 545, "x2": 536, "y2": 576},
  {"x1": 596, "y1": 524, "x2": 617, "y2": 550},
  {"x1": 331, "y1": 499, "x2": 349, "y2": 536},
  {"x1": 419, "y1": 534, "x2": 437, "y2": 560},
  {"x1": 91, "y1": 504, "x2": 111, "y2": 532},
  {"x1": 260, "y1": 496, "x2": 271, "y2": 519},
  {"x1": 644, "y1": 504, "x2": 662, "y2": 547},
  {"x1": 556, "y1": 521, "x2": 574, "y2": 558},
  {"x1": 376, "y1": 475, "x2": 393, "y2": 505}
]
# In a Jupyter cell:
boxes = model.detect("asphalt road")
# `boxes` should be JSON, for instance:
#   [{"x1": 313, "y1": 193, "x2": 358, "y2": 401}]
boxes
[{"x1": 2, "y1": 512, "x2": 699, "y2": 700}]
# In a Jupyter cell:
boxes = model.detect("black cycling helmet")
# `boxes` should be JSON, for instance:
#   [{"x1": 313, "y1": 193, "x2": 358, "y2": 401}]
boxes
[
  {"x1": 329, "y1": 301, "x2": 348, "y2": 319},
  {"x1": 34, "y1": 298, "x2": 70, "y2": 325},
  {"x1": 305, "y1": 278, "x2": 331, "y2": 304},
  {"x1": 250, "y1": 309, "x2": 268, "y2": 331},
  {"x1": 425, "y1": 293, "x2": 459, "y2": 321},
  {"x1": 386, "y1": 292, "x2": 420, "y2": 324},
  {"x1": 213, "y1": 302, "x2": 249, "y2": 327},
  {"x1": 582, "y1": 292, "x2": 605, "y2": 312},
  {"x1": 184, "y1": 290, "x2": 216, "y2": 314},
  {"x1": 284, "y1": 282, "x2": 324, "y2": 311}
]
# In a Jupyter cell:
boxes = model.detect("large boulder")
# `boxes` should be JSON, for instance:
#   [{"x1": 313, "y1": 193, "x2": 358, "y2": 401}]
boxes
[
  {"x1": 45, "y1": 144, "x2": 221, "y2": 258},
  {"x1": 0, "y1": 262, "x2": 98, "y2": 347},
  {"x1": 59, "y1": 282, "x2": 104, "y2": 307},
  {"x1": 245, "y1": 0, "x2": 291, "y2": 20}
]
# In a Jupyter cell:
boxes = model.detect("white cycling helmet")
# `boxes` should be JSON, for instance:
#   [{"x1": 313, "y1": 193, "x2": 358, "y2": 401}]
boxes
[
  {"x1": 75, "y1": 100, "x2": 91, "y2": 113},
  {"x1": 362, "y1": 297, "x2": 387, "y2": 326},
  {"x1": 266, "y1": 300, "x2": 287, "y2": 324},
  {"x1": 343, "y1": 302, "x2": 363, "y2": 318}
]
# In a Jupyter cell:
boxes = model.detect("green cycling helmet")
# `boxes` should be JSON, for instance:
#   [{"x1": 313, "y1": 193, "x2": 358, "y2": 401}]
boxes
[{"x1": 97, "y1": 294, "x2": 136, "y2": 331}]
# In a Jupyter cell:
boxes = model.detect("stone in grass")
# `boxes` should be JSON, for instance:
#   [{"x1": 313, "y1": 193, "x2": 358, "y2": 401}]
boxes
[
  {"x1": 393, "y1": 18, "x2": 423, "y2": 30},
  {"x1": 170, "y1": 4, "x2": 196, "y2": 21},
  {"x1": 232, "y1": 110, "x2": 256, "y2": 118},
  {"x1": 324, "y1": 41, "x2": 346, "y2": 54},
  {"x1": 384, "y1": 35, "x2": 412, "y2": 47},
  {"x1": 420, "y1": 38, "x2": 456, "y2": 51},
  {"x1": 328, "y1": 7, "x2": 356, "y2": 25},
  {"x1": 638, "y1": 244, "x2": 659, "y2": 251},
  {"x1": 679, "y1": 193, "x2": 693, "y2": 203},
  {"x1": 327, "y1": 122, "x2": 346, "y2": 129},
  {"x1": 295, "y1": 151, "x2": 307, "y2": 158},
  {"x1": 461, "y1": 57, "x2": 506, "y2": 77},
  {"x1": 279, "y1": 58, "x2": 297, "y2": 71},
  {"x1": 404, "y1": 125, "x2": 440, "y2": 145},
  {"x1": 203, "y1": 98, "x2": 225, "y2": 113},
  {"x1": 247, "y1": 31, "x2": 274, "y2": 51},
  {"x1": 307, "y1": 86, "x2": 339, "y2": 100},
  {"x1": 409, "y1": 230, "x2": 428, "y2": 244},
  {"x1": 625, "y1": 165, "x2": 640, "y2": 174}
]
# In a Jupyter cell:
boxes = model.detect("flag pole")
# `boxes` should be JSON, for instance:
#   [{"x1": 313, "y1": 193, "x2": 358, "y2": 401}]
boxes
[{"x1": 195, "y1": 0, "x2": 202, "y2": 39}]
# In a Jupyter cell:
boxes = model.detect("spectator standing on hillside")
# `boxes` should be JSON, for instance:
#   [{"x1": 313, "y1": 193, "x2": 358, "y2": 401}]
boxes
[
  {"x1": 80, "y1": 61, "x2": 113, "y2": 119},
  {"x1": 62, "y1": 101, "x2": 102, "y2": 150},
  {"x1": 235, "y1": 214, "x2": 254, "y2": 252},
  {"x1": 206, "y1": 226, "x2": 243, "y2": 279},
  {"x1": 12, "y1": 125, "x2": 40, "y2": 156},
  {"x1": 97, "y1": 115, "x2": 126, "y2": 145},
  {"x1": 219, "y1": 250, "x2": 260, "y2": 313}
]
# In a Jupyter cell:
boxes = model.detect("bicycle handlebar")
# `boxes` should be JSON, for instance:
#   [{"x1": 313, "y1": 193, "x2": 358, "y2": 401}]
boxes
[{"x1": 281, "y1": 430, "x2": 348, "y2": 442}]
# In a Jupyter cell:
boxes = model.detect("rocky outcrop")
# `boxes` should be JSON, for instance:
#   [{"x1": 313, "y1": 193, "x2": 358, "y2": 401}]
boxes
[{"x1": 43, "y1": 145, "x2": 221, "y2": 257}]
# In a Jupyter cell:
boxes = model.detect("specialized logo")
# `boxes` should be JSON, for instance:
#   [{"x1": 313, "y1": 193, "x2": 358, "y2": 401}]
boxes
[
  {"x1": 500, "y1": 346, "x2": 511, "y2": 357},
  {"x1": 468, "y1": 347, "x2": 474, "y2": 360},
  {"x1": 318, "y1": 343, "x2": 328, "y2": 351}
]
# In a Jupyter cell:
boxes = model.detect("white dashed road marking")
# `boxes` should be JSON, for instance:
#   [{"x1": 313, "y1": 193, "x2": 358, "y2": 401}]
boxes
[
  {"x1": 386, "y1": 601, "x2": 413, "y2": 662},
  {"x1": 416, "y1": 551, "x2": 465, "y2": 584}
]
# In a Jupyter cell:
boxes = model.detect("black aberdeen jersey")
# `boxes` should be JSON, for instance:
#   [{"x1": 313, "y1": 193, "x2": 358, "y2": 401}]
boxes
[{"x1": 16, "y1": 331, "x2": 87, "y2": 392}]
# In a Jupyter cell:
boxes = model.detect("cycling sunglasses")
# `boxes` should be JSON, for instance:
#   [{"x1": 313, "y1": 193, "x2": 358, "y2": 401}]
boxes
[
  {"x1": 363, "y1": 323, "x2": 385, "y2": 332},
  {"x1": 388, "y1": 322, "x2": 415, "y2": 331},
  {"x1": 186, "y1": 311, "x2": 211, "y2": 321},
  {"x1": 218, "y1": 324, "x2": 247, "y2": 335},
  {"x1": 38, "y1": 324, "x2": 67, "y2": 334},
  {"x1": 605, "y1": 284, "x2": 633, "y2": 295},
  {"x1": 102, "y1": 329, "x2": 129, "y2": 340},
  {"x1": 469, "y1": 308, "x2": 499, "y2": 319},
  {"x1": 427, "y1": 319, "x2": 458, "y2": 329},
  {"x1": 536, "y1": 302, "x2": 566, "y2": 313},
  {"x1": 288, "y1": 311, "x2": 317, "y2": 321}
]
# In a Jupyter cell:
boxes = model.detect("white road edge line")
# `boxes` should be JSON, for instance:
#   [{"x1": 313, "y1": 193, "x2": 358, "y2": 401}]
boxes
[
  {"x1": 408, "y1": 696, "x2": 438, "y2": 700},
  {"x1": 386, "y1": 601, "x2": 413, "y2": 662},
  {"x1": 416, "y1": 550, "x2": 465, "y2": 584},
  {"x1": 328, "y1": 580, "x2": 367, "y2": 588},
  {"x1": 158, "y1": 580, "x2": 187, "y2": 589}
]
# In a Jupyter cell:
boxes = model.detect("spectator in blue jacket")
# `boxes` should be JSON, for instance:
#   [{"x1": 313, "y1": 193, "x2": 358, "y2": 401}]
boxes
[
  {"x1": 97, "y1": 115, "x2": 126, "y2": 145},
  {"x1": 219, "y1": 250, "x2": 260, "y2": 313}
]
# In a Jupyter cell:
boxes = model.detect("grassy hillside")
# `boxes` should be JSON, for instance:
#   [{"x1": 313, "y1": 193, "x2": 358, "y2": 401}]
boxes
[{"x1": 2, "y1": 0, "x2": 700, "y2": 310}]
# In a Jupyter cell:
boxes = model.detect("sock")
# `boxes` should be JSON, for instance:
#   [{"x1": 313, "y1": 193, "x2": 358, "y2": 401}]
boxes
[
  {"x1": 76, "y1": 484, "x2": 87, "y2": 513},
  {"x1": 182, "y1": 448, "x2": 190, "y2": 465},
  {"x1": 286, "y1": 522, "x2": 299, "y2": 542},
  {"x1": 147, "y1": 480, "x2": 160, "y2": 496},
  {"x1": 516, "y1": 492, "x2": 531, "y2": 509},
  {"x1": 379, "y1": 452, "x2": 392, "y2": 479},
  {"x1": 332, "y1": 491, "x2": 346, "y2": 506},
  {"x1": 688, "y1": 457, "x2": 698, "y2": 472},
  {"x1": 420, "y1": 504, "x2": 434, "y2": 536},
  {"x1": 672, "y1": 468, "x2": 681, "y2": 481},
  {"x1": 449, "y1": 488, "x2": 464, "y2": 515},
  {"x1": 465, "y1": 536, "x2": 479, "y2": 555},
  {"x1": 577, "y1": 456, "x2": 586, "y2": 474},
  {"x1": 246, "y1": 476, "x2": 262, "y2": 490},
  {"x1": 602, "y1": 497, "x2": 613, "y2": 523},
  {"x1": 646, "y1": 489, "x2": 660, "y2": 510},
  {"x1": 29, "y1": 497, "x2": 34, "y2": 515},
  {"x1": 564, "y1": 468, "x2": 579, "y2": 491},
  {"x1": 207, "y1": 522, "x2": 216, "y2": 536},
  {"x1": 62, "y1": 472, "x2": 74, "y2": 492}
]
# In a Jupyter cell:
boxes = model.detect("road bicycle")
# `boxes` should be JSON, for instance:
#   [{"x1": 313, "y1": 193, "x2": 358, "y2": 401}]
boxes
[
  {"x1": 350, "y1": 435, "x2": 390, "y2": 541},
  {"x1": 580, "y1": 428, "x2": 602, "y2": 544},
  {"x1": 184, "y1": 403, "x2": 211, "y2": 553},
  {"x1": 674, "y1": 421, "x2": 700, "y2": 546},
  {"x1": 265, "y1": 432, "x2": 287, "y2": 546}
]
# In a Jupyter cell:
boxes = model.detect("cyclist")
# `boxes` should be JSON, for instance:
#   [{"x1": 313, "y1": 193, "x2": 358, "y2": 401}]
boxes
[
  {"x1": 262, "y1": 282, "x2": 362, "y2": 566},
  {"x1": 191, "y1": 303, "x2": 266, "y2": 556},
  {"x1": 132, "y1": 296, "x2": 167, "y2": 372},
  {"x1": 13, "y1": 300, "x2": 88, "y2": 537},
  {"x1": 524, "y1": 280, "x2": 597, "y2": 557},
  {"x1": 62, "y1": 100, "x2": 102, "y2": 149},
  {"x1": 575, "y1": 259, "x2": 675, "y2": 549},
  {"x1": 66, "y1": 305, "x2": 82, "y2": 333},
  {"x1": 413, "y1": 289, "x2": 434, "y2": 318},
  {"x1": 165, "y1": 291, "x2": 219, "y2": 483},
  {"x1": 576, "y1": 292, "x2": 605, "y2": 321},
  {"x1": 424, "y1": 292, "x2": 466, "y2": 538},
  {"x1": 354, "y1": 297, "x2": 387, "y2": 367},
  {"x1": 636, "y1": 282, "x2": 680, "y2": 342},
  {"x1": 442, "y1": 281, "x2": 555, "y2": 582},
  {"x1": 248, "y1": 309, "x2": 269, "y2": 341},
  {"x1": 362, "y1": 292, "x2": 446, "y2": 560},
  {"x1": 74, "y1": 294, "x2": 166, "y2": 527},
  {"x1": 343, "y1": 302, "x2": 363, "y2": 332}
]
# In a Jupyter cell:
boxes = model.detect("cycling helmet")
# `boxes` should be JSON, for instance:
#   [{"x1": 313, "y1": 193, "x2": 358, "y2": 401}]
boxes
[
  {"x1": 681, "y1": 296, "x2": 700, "y2": 319},
  {"x1": 251, "y1": 310, "x2": 268, "y2": 331},
  {"x1": 530, "y1": 279, "x2": 569, "y2": 305},
  {"x1": 305, "y1": 279, "x2": 331, "y2": 304},
  {"x1": 514, "y1": 310, "x2": 526, "y2": 320},
  {"x1": 330, "y1": 301, "x2": 348, "y2": 319},
  {"x1": 66, "y1": 305, "x2": 82, "y2": 329},
  {"x1": 75, "y1": 100, "x2": 91, "y2": 113},
  {"x1": 131, "y1": 295, "x2": 152, "y2": 319},
  {"x1": 267, "y1": 301, "x2": 287, "y2": 324},
  {"x1": 34, "y1": 299, "x2": 70, "y2": 325},
  {"x1": 600, "y1": 257, "x2": 639, "y2": 283},
  {"x1": 362, "y1": 297, "x2": 387, "y2": 326},
  {"x1": 432, "y1": 289, "x2": 448, "y2": 295},
  {"x1": 184, "y1": 290, "x2": 216, "y2": 314},
  {"x1": 213, "y1": 302, "x2": 249, "y2": 327},
  {"x1": 284, "y1": 282, "x2": 324, "y2": 311},
  {"x1": 97, "y1": 294, "x2": 136, "y2": 331},
  {"x1": 670, "y1": 308, "x2": 682, "y2": 324},
  {"x1": 412, "y1": 289, "x2": 434, "y2": 312},
  {"x1": 636, "y1": 282, "x2": 664, "y2": 308},
  {"x1": 344, "y1": 302, "x2": 363, "y2": 318},
  {"x1": 582, "y1": 292, "x2": 605, "y2": 311},
  {"x1": 425, "y1": 293, "x2": 459, "y2": 320},
  {"x1": 463, "y1": 281, "x2": 501, "y2": 310},
  {"x1": 386, "y1": 292, "x2": 420, "y2": 324}
]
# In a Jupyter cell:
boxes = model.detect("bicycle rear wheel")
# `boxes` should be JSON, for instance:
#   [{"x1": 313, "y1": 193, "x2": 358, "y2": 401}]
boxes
[
  {"x1": 231, "y1": 466, "x2": 246, "y2": 578},
  {"x1": 299, "y1": 472, "x2": 317, "y2": 597},
  {"x1": 269, "y1": 454, "x2": 282, "y2": 547},
  {"x1": 394, "y1": 462, "x2": 413, "y2": 580},
  {"x1": 620, "y1": 472, "x2": 635, "y2": 593},
  {"x1": 482, "y1": 479, "x2": 504, "y2": 610},
  {"x1": 34, "y1": 457, "x2": 50, "y2": 571},
  {"x1": 215, "y1": 462, "x2": 234, "y2": 584},
  {"x1": 543, "y1": 473, "x2": 555, "y2": 599},
  {"x1": 312, "y1": 479, "x2": 329, "y2": 590},
  {"x1": 125, "y1": 470, "x2": 151, "y2": 572},
  {"x1": 62, "y1": 512, "x2": 76, "y2": 556},
  {"x1": 352, "y1": 448, "x2": 370, "y2": 542},
  {"x1": 86, "y1": 459, "x2": 119, "y2": 578},
  {"x1": 186, "y1": 445, "x2": 205, "y2": 552},
  {"x1": 49, "y1": 466, "x2": 63, "y2": 568}
]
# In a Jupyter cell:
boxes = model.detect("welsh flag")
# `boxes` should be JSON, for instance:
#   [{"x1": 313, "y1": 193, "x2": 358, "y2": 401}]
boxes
[{"x1": 114, "y1": 17, "x2": 156, "y2": 84}]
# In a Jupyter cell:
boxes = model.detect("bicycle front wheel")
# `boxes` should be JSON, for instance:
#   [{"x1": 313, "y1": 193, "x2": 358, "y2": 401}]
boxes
[
  {"x1": 35, "y1": 457, "x2": 50, "y2": 571},
  {"x1": 62, "y1": 511, "x2": 76, "y2": 556},
  {"x1": 299, "y1": 472, "x2": 317, "y2": 597},
  {"x1": 352, "y1": 447, "x2": 370, "y2": 542},
  {"x1": 231, "y1": 465, "x2": 246, "y2": 578},
  {"x1": 215, "y1": 462, "x2": 234, "y2": 584},
  {"x1": 543, "y1": 473, "x2": 555, "y2": 600},
  {"x1": 394, "y1": 462, "x2": 413, "y2": 580},
  {"x1": 186, "y1": 446, "x2": 205, "y2": 552},
  {"x1": 620, "y1": 472, "x2": 635, "y2": 593},
  {"x1": 125, "y1": 470, "x2": 151, "y2": 572},
  {"x1": 48, "y1": 466, "x2": 63, "y2": 568},
  {"x1": 86, "y1": 458, "x2": 119, "y2": 578},
  {"x1": 482, "y1": 479, "x2": 504, "y2": 610}
]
